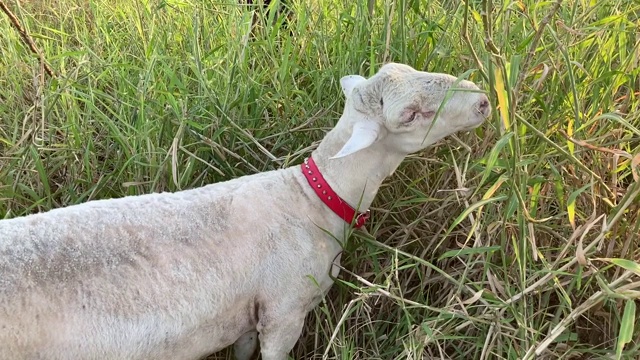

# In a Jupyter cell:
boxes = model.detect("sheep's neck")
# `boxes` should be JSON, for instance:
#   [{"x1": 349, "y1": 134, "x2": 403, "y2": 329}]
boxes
[{"x1": 310, "y1": 128, "x2": 405, "y2": 212}]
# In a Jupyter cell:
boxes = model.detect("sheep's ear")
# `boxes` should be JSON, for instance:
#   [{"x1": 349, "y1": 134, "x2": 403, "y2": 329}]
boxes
[
  {"x1": 330, "y1": 121, "x2": 381, "y2": 159},
  {"x1": 340, "y1": 75, "x2": 366, "y2": 97}
]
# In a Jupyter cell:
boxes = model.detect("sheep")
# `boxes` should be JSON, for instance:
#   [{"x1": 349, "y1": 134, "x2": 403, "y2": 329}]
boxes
[{"x1": 0, "y1": 62, "x2": 491, "y2": 360}]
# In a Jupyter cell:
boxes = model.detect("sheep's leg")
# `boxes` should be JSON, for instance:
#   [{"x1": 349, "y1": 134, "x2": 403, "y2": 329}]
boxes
[
  {"x1": 234, "y1": 330, "x2": 259, "y2": 360},
  {"x1": 256, "y1": 310, "x2": 306, "y2": 360}
]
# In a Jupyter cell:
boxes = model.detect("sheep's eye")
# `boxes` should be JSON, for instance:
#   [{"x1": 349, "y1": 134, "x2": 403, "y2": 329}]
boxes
[
  {"x1": 401, "y1": 112, "x2": 417, "y2": 126},
  {"x1": 380, "y1": 98, "x2": 384, "y2": 107}
]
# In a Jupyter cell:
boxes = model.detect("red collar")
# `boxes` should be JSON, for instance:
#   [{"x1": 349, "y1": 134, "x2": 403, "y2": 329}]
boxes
[{"x1": 301, "y1": 156, "x2": 370, "y2": 228}]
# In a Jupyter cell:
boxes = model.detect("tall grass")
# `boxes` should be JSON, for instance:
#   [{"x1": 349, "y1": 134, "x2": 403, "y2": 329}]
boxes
[{"x1": 1, "y1": 0, "x2": 639, "y2": 358}]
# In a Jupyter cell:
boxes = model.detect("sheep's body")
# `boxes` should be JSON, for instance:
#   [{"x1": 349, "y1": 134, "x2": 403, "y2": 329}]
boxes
[
  {"x1": 0, "y1": 168, "x2": 342, "y2": 359},
  {"x1": 0, "y1": 63, "x2": 491, "y2": 360}
]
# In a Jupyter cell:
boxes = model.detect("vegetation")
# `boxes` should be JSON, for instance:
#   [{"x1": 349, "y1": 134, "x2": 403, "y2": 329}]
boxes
[{"x1": 1, "y1": 0, "x2": 639, "y2": 358}]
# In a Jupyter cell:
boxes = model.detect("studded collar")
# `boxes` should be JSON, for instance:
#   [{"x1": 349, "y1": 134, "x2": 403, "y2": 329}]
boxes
[{"x1": 301, "y1": 156, "x2": 370, "y2": 228}]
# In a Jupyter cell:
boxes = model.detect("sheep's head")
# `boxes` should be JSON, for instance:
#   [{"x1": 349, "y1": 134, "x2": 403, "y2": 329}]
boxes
[{"x1": 331, "y1": 63, "x2": 491, "y2": 159}]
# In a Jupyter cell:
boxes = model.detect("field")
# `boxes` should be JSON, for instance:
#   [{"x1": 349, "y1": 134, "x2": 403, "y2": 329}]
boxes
[{"x1": 1, "y1": 0, "x2": 639, "y2": 359}]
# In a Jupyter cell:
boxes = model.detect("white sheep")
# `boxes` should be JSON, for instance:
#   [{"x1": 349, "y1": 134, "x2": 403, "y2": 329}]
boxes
[{"x1": 0, "y1": 62, "x2": 491, "y2": 360}]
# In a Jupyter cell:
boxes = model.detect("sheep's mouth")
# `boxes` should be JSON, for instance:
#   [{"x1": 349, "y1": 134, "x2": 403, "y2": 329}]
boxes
[
  {"x1": 459, "y1": 113, "x2": 486, "y2": 131},
  {"x1": 460, "y1": 122, "x2": 482, "y2": 132}
]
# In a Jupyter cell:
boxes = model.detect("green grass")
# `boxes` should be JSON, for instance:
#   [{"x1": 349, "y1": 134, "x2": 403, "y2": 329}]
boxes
[{"x1": 1, "y1": 0, "x2": 639, "y2": 358}]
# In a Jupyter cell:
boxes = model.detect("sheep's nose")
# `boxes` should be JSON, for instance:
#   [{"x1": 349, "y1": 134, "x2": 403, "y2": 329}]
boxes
[{"x1": 478, "y1": 96, "x2": 491, "y2": 117}]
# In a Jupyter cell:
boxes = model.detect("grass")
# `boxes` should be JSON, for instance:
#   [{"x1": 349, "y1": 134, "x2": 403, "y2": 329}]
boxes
[{"x1": 1, "y1": 0, "x2": 639, "y2": 358}]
